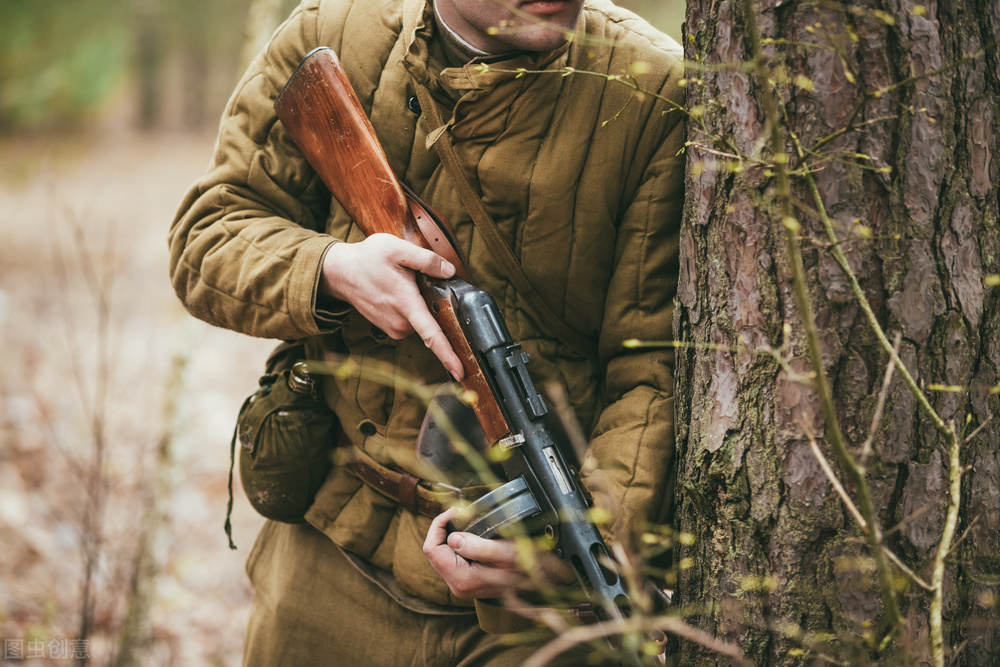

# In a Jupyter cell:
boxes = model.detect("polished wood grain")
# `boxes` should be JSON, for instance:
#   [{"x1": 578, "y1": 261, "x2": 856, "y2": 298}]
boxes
[
  {"x1": 275, "y1": 46, "x2": 511, "y2": 445},
  {"x1": 275, "y1": 47, "x2": 408, "y2": 238}
]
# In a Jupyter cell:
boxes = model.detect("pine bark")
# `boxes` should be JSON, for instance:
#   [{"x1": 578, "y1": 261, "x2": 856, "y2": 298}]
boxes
[{"x1": 674, "y1": 0, "x2": 1000, "y2": 664}]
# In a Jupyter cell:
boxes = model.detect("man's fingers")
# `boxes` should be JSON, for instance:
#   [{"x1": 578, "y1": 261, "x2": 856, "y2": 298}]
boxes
[
  {"x1": 422, "y1": 509, "x2": 473, "y2": 584},
  {"x1": 446, "y1": 532, "x2": 519, "y2": 568},
  {"x1": 394, "y1": 243, "x2": 456, "y2": 280},
  {"x1": 424, "y1": 507, "x2": 457, "y2": 553},
  {"x1": 322, "y1": 234, "x2": 464, "y2": 380},
  {"x1": 423, "y1": 510, "x2": 522, "y2": 599},
  {"x1": 405, "y1": 302, "x2": 465, "y2": 381}
]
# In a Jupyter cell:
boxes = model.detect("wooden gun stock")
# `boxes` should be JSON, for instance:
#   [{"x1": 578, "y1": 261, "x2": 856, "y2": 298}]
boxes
[
  {"x1": 274, "y1": 47, "x2": 469, "y2": 281},
  {"x1": 274, "y1": 47, "x2": 508, "y2": 443},
  {"x1": 274, "y1": 48, "x2": 406, "y2": 239}
]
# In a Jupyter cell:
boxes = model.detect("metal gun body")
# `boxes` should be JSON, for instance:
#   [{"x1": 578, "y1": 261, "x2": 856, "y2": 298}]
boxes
[{"x1": 438, "y1": 279, "x2": 632, "y2": 622}]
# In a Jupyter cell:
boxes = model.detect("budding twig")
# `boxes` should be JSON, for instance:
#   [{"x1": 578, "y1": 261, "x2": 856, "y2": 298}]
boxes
[
  {"x1": 524, "y1": 613, "x2": 750, "y2": 667},
  {"x1": 962, "y1": 413, "x2": 995, "y2": 446},
  {"x1": 806, "y1": 433, "x2": 866, "y2": 529}
]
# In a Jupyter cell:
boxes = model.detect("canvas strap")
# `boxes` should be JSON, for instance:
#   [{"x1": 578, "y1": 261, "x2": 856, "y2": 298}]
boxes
[{"x1": 413, "y1": 85, "x2": 598, "y2": 362}]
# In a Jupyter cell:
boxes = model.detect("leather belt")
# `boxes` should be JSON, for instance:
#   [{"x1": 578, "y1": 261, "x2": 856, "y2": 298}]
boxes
[{"x1": 349, "y1": 447, "x2": 493, "y2": 518}]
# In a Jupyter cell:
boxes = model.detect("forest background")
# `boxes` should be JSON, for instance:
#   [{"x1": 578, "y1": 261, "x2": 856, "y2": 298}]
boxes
[{"x1": 0, "y1": 1, "x2": 682, "y2": 666}]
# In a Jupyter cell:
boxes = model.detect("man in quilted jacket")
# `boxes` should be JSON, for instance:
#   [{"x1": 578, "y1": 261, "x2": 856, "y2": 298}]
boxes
[{"x1": 170, "y1": 0, "x2": 684, "y2": 663}]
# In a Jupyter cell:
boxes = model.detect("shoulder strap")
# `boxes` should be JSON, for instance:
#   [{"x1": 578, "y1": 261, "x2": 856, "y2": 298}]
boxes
[{"x1": 413, "y1": 85, "x2": 598, "y2": 362}]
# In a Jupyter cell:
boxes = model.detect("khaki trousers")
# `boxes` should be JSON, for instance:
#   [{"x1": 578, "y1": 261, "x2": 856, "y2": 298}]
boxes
[{"x1": 243, "y1": 521, "x2": 614, "y2": 666}]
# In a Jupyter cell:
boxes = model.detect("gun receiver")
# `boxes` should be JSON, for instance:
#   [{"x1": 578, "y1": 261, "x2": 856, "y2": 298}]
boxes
[
  {"x1": 431, "y1": 280, "x2": 633, "y2": 622},
  {"x1": 275, "y1": 46, "x2": 637, "y2": 636}
]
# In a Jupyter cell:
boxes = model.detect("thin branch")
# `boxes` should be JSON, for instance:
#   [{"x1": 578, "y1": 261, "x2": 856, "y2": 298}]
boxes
[
  {"x1": 884, "y1": 549, "x2": 934, "y2": 592},
  {"x1": 946, "y1": 640, "x2": 970, "y2": 667},
  {"x1": 809, "y1": 111, "x2": 899, "y2": 154},
  {"x1": 810, "y1": 94, "x2": 869, "y2": 153},
  {"x1": 807, "y1": 434, "x2": 866, "y2": 529},
  {"x1": 883, "y1": 502, "x2": 932, "y2": 538},
  {"x1": 789, "y1": 134, "x2": 951, "y2": 440},
  {"x1": 808, "y1": 433, "x2": 934, "y2": 591},
  {"x1": 930, "y1": 424, "x2": 963, "y2": 667},
  {"x1": 877, "y1": 41, "x2": 997, "y2": 96},
  {"x1": 962, "y1": 413, "x2": 995, "y2": 446},
  {"x1": 686, "y1": 141, "x2": 745, "y2": 161},
  {"x1": 860, "y1": 332, "x2": 901, "y2": 465},
  {"x1": 947, "y1": 515, "x2": 980, "y2": 558},
  {"x1": 478, "y1": 64, "x2": 686, "y2": 116},
  {"x1": 523, "y1": 613, "x2": 750, "y2": 667},
  {"x1": 807, "y1": 38, "x2": 995, "y2": 156},
  {"x1": 545, "y1": 382, "x2": 590, "y2": 471}
]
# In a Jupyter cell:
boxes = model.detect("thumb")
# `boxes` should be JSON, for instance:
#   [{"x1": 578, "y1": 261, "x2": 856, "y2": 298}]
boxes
[
  {"x1": 447, "y1": 533, "x2": 518, "y2": 567},
  {"x1": 396, "y1": 245, "x2": 456, "y2": 279},
  {"x1": 447, "y1": 532, "x2": 467, "y2": 553},
  {"x1": 426, "y1": 254, "x2": 456, "y2": 279}
]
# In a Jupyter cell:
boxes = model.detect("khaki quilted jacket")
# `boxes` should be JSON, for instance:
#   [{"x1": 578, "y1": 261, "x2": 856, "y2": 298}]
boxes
[{"x1": 169, "y1": 0, "x2": 684, "y2": 607}]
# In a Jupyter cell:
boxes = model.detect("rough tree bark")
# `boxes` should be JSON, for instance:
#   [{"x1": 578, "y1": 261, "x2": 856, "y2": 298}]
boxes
[{"x1": 674, "y1": 0, "x2": 1000, "y2": 664}]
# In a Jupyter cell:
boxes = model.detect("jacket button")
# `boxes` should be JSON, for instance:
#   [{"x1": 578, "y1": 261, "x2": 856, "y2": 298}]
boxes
[
  {"x1": 370, "y1": 325, "x2": 388, "y2": 341},
  {"x1": 407, "y1": 95, "x2": 421, "y2": 114},
  {"x1": 358, "y1": 420, "x2": 378, "y2": 437}
]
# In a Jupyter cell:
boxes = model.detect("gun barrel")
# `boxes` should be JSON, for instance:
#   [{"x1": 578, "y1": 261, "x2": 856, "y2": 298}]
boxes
[{"x1": 454, "y1": 286, "x2": 633, "y2": 622}]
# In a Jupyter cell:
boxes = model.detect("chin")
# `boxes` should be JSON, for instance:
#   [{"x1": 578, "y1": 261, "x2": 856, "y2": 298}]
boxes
[
  {"x1": 490, "y1": 20, "x2": 578, "y2": 52},
  {"x1": 511, "y1": 31, "x2": 573, "y2": 52},
  {"x1": 490, "y1": 0, "x2": 583, "y2": 52}
]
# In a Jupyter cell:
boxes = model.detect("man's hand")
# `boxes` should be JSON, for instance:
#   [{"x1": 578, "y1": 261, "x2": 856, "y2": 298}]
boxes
[
  {"x1": 422, "y1": 508, "x2": 523, "y2": 599},
  {"x1": 423, "y1": 508, "x2": 574, "y2": 600},
  {"x1": 320, "y1": 234, "x2": 464, "y2": 380}
]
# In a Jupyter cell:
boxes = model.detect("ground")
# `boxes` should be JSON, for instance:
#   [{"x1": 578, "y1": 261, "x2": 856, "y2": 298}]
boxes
[{"x1": 0, "y1": 127, "x2": 273, "y2": 666}]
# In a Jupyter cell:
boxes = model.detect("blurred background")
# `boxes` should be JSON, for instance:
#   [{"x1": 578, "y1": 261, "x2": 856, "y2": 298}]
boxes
[{"x1": 0, "y1": 1, "x2": 683, "y2": 665}]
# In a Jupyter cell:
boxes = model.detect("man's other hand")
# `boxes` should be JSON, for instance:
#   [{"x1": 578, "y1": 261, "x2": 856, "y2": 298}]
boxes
[
  {"x1": 320, "y1": 234, "x2": 464, "y2": 380},
  {"x1": 423, "y1": 508, "x2": 573, "y2": 600},
  {"x1": 423, "y1": 508, "x2": 523, "y2": 599}
]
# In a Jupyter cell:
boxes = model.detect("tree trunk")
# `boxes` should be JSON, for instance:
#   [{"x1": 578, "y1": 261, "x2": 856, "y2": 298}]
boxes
[
  {"x1": 238, "y1": 0, "x2": 286, "y2": 76},
  {"x1": 134, "y1": 0, "x2": 164, "y2": 130},
  {"x1": 675, "y1": 0, "x2": 1000, "y2": 664}
]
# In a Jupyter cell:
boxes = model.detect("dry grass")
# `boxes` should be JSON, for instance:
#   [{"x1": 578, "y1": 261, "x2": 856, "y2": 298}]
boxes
[{"x1": 0, "y1": 128, "x2": 272, "y2": 665}]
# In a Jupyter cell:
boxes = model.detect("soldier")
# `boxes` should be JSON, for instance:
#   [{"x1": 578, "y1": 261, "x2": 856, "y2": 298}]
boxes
[{"x1": 169, "y1": 0, "x2": 683, "y2": 663}]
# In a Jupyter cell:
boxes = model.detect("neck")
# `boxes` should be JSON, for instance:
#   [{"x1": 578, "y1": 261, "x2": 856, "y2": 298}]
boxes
[{"x1": 433, "y1": 0, "x2": 505, "y2": 65}]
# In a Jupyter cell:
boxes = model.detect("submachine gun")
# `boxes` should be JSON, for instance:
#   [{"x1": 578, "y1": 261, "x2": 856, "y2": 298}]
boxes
[{"x1": 274, "y1": 47, "x2": 646, "y2": 652}]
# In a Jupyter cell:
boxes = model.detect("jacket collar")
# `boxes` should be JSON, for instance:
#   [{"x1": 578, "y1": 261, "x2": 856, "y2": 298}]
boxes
[{"x1": 401, "y1": 0, "x2": 575, "y2": 99}]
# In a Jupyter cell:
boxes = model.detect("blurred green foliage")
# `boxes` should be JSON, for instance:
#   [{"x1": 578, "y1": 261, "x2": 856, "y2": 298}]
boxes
[
  {"x1": 0, "y1": 0, "x2": 683, "y2": 133},
  {"x1": 0, "y1": 0, "x2": 130, "y2": 130},
  {"x1": 0, "y1": 0, "x2": 256, "y2": 132},
  {"x1": 617, "y1": 0, "x2": 685, "y2": 41}
]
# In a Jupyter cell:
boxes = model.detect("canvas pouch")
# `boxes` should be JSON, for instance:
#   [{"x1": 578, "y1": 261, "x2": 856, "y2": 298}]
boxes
[{"x1": 225, "y1": 343, "x2": 341, "y2": 548}]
